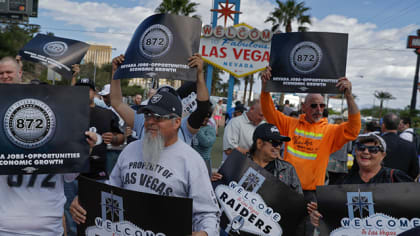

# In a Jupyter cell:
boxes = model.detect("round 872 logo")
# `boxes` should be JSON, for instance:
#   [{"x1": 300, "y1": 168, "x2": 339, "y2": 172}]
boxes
[
  {"x1": 139, "y1": 24, "x2": 173, "y2": 59},
  {"x1": 3, "y1": 99, "x2": 56, "y2": 149},
  {"x1": 289, "y1": 41, "x2": 323, "y2": 74},
  {"x1": 43, "y1": 41, "x2": 68, "y2": 57}
]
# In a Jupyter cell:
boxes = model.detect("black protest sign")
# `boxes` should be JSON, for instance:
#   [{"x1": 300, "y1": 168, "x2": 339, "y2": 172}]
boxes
[
  {"x1": 266, "y1": 32, "x2": 348, "y2": 94},
  {"x1": 317, "y1": 183, "x2": 420, "y2": 235},
  {"x1": 113, "y1": 14, "x2": 202, "y2": 81},
  {"x1": 77, "y1": 176, "x2": 192, "y2": 236},
  {"x1": 19, "y1": 34, "x2": 89, "y2": 79},
  {"x1": 213, "y1": 150, "x2": 306, "y2": 236},
  {"x1": 0, "y1": 84, "x2": 90, "y2": 174}
]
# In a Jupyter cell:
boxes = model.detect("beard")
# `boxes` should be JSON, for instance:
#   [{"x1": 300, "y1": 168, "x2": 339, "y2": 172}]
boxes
[{"x1": 142, "y1": 130, "x2": 165, "y2": 164}]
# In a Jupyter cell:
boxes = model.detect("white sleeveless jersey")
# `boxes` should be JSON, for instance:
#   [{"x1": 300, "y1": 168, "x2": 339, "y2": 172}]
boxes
[{"x1": 0, "y1": 174, "x2": 76, "y2": 236}]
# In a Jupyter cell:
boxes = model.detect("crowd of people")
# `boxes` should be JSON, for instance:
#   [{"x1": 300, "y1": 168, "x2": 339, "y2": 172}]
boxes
[{"x1": 1, "y1": 53, "x2": 420, "y2": 236}]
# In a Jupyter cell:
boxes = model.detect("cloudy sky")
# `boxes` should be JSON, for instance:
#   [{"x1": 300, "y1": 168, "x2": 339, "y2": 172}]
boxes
[{"x1": 31, "y1": 0, "x2": 420, "y2": 109}]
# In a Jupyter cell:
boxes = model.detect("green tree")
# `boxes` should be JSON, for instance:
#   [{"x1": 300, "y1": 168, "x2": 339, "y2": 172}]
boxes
[
  {"x1": 265, "y1": 0, "x2": 311, "y2": 104},
  {"x1": 265, "y1": 0, "x2": 312, "y2": 33},
  {"x1": 0, "y1": 24, "x2": 39, "y2": 58},
  {"x1": 374, "y1": 90, "x2": 395, "y2": 118},
  {"x1": 155, "y1": 0, "x2": 200, "y2": 18},
  {"x1": 242, "y1": 75, "x2": 249, "y2": 104},
  {"x1": 247, "y1": 74, "x2": 255, "y2": 105}
]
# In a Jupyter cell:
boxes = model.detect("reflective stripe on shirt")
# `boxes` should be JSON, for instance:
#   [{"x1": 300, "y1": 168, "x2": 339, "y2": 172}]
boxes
[
  {"x1": 287, "y1": 146, "x2": 317, "y2": 160},
  {"x1": 294, "y1": 128, "x2": 323, "y2": 140}
]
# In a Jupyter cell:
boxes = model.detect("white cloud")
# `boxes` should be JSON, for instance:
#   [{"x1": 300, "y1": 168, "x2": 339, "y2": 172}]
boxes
[{"x1": 38, "y1": 0, "x2": 420, "y2": 110}]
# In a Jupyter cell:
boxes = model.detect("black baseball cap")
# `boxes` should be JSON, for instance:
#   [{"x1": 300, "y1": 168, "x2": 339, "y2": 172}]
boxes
[
  {"x1": 253, "y1": 123, "x2": 291, "y2": 143},
  {"x1": 75, "y1": 78, "x2": 95, "y2": 91},
  {"x1": 138, "y1": 91, "x2": 182, "y2": 117},
  {"x1": 234, "y1": 104, "x2": 247, "y2": 113},
  {"x1": 157, "y1": 85, "x2": 181, "y2": 100}
]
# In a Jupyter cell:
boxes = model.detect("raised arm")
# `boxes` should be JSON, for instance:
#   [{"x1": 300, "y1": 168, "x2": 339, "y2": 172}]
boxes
[
  {"x1": 70, "y1": 64, "x2": 80, "y2": 86},
  {"x1": 110, "y1": 55, "x2": 135, "y2": 127},
  {"x1": 337, "y1": 77, "x2": 359, "y2": 115},
  {"x1": 186, "y1": 53, "x2": 211, "y2": 135},
  {"x1": 259, "y1": 66, "x2": 293, "y2": 135}
]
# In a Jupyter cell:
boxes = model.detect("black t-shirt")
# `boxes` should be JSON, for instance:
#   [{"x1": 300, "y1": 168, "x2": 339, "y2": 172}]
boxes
[
  {"x1": 338, "y1": 167, "x2": 413, "y2": 184},
  {"x1": 84, "y1": 106, "x2": 122, "y2": 180},
  {"x1": 131, "y1": 104, "x2": 142, "y2": 111}
]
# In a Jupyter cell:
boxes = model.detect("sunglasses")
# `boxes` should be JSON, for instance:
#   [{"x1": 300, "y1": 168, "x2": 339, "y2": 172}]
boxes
[
  {"x1": 310, "y1": 103, "x2": 326, "y2": 109},
  {"x1": 356, "y1": 143, "x2": 382, "y2": 154},
  {"x1": 265, "y1": 140, "x2": 282, "y2": 148},
  {"x1": 144, "y1": 112, "x2": 178, "y2": 122}
]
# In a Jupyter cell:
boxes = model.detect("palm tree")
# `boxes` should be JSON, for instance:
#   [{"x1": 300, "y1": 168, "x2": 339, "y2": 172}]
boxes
[
  {"x1": 203, "y1": 64, "x2": 224, "y2": 96},
  {"x1": 247, "y1": 75, "x2": 255, "y2": 105},
  {"x1": 155, "y1": 0, "x2": 200, "y2": 18},
  {"x1": 243, "y1": 76, "x2": 249, "y2": 104},
  {"x1": 265, "y1": 1, "x2": 311, "y2": 104},
  {"x1": 265, "y1": 0, "x2": 311, "y2": 33},
  {"x1": 374, "y1": 91, "x2": 395, "y2": 118}
]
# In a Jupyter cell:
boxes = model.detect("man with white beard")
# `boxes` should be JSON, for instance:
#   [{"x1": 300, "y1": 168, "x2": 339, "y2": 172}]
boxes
[{"x1": 70, "y1": 90, "x2": 220, "y2": 236}]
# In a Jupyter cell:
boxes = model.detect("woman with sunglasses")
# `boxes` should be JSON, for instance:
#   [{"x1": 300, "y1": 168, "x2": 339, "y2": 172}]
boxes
[
  {"x1": 211, "y1": 123, "x2": 303, "y2": 194},
  {"x1": 308, "y1": 132, "x2": 413, "y2": 228}
]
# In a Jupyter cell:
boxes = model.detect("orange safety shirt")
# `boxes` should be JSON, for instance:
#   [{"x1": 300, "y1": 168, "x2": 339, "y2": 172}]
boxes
[{"x1": 261, "y1": 92, "x2": 361, "y2": 190}]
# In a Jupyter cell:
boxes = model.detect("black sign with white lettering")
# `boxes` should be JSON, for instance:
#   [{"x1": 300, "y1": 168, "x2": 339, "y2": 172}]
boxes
[
  {"x1": 317, "y1": 183, "x2": 420, "y2": 235},
  {"x1": 0, "y1": 84, "x2": 90, "y2": 174},
  {"x1": 77, "y1": 176, "x2": 192, "y2": 236},
  {"x1": 113, "y1": 14, "x2": 202, "y2": 81},
  {"x1": 19, "y1": 34, "x2": 89, "y2": 79},
  {"x1": 213, "y1": 150, "x2": 306, "y2": 236},
  {"x1": 266, "y1": 32, "x2": 348, "y2": 94}
]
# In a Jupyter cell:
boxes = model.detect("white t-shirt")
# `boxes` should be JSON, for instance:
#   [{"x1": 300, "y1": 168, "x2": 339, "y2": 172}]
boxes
[
  {"x1": 108, "y1": 139, "x2": 220, "y2": 236},
  {"x1": 0, "y1": 174, "x2": 76, "y2": 236},
  {"x1": 400, "y1": 128, "x2": 414, "y2": 142},
  {"x1": 223, "y1": 112, "x2": 263, "y2": 161}
]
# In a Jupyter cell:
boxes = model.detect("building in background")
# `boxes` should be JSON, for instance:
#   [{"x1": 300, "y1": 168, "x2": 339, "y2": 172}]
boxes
[
  {"x1": 84, "y1": 44, "x2": 112, "y2": 67},
  {"x1": 128, "y1": 78, "x2": 182, "y2": 89}
]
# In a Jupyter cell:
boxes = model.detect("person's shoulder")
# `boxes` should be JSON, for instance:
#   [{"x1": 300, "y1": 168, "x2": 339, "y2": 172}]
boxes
[
  {"x1": 172, "y1": 139, "x2": 196, "y2": 152},
  {"x1": 120, "y1": 140, "x2": 142, "y2": 156},
  {"x1": 170, "y1": 140, "x2": 203, "y2": 161},
  {"x1": 383, "y1": 167, "x2": 414, "y2": 182},
  {"x1": 276, "y1": 159, "x2": 294, "y2": 168},
  {"x1": 95, "y1": 106, "x2": 116, "y2": 118},
  {"x1": 92, "y1": 106, "x2": 110, "y2": 113}
]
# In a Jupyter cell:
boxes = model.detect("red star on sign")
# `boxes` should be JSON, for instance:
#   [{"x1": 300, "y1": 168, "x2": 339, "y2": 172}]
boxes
[{"x1": 211, "y1": 0, "x2": 242, "y2": 27}]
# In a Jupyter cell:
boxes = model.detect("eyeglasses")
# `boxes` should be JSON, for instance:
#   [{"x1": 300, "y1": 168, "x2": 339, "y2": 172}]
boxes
[
  {"x1": 265, "y1": 140, "x2": 282, "y2": 148},
  {"x1": 356, "y1": 143, "x2": 382, "y2": 154},
  {"x1": 310, "y1": 103, "x2": 326, "y2": 109},
  {"x1": 144, "y1": 112, "x2": 178, "y2": 122}
]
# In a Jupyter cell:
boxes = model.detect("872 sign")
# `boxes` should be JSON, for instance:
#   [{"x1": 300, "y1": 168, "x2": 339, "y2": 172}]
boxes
[
  {"x1": 15, "y1": 118, "x2": 44, "y2": 129},
  {"x1": 139, "y1": 24, "x2": 173, "y2": 59},
  {"x1": 290, "y1": 41, "x2": 323, "y2": 74},
  {"x1": 3, "y1": 99, "x2": 56, "y2": 149}
]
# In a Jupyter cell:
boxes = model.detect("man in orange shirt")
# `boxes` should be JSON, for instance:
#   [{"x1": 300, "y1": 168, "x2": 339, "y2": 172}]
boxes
[{"x1": 260, "y1": 67, "x2": 361, "y2": 235}]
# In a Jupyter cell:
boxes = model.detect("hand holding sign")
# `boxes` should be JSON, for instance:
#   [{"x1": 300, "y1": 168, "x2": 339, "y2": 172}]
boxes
[
  {"x1": 70, "y1": 196, "x2": 86, "y2": 224},
  {"x1": 188, "y1": 53, "x2": 204, "y2": 74},
  {"x1": 336, "y1": 77, "x2": 352, "y2": 97},
  {"x1": 261, "y1": 66, "x2": 272, "y2": 92},
  {"x1": 112, "y1": 54, "x2": 125, "y2": 76}
]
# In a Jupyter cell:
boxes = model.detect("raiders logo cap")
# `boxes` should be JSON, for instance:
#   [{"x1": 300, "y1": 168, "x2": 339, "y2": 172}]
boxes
[
  {"x1": 138, "y1": 91, "x2": 182, "y2": 117},
  {"x1": 253, "y1": 123, "x2": 291, "y2": 143}
]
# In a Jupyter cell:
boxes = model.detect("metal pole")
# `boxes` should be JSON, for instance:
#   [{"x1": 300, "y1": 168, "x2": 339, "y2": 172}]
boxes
[
  {"x1": 93, "y1": 51, "x2": 97, "y2": 84},
  {"x1": 226, "y1": 0, "x2": 241, "y2": 112},
  {"x1": 410, "y1": 52, "x2": 420, "y2": 113}
]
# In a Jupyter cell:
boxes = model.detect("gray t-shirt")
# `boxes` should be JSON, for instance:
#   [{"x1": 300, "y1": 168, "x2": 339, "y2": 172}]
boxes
[
  {"x1": 133, "y1": 113, "x2": 194, "y2": 144},
  {"x1": 108, "y1": 139, "x2": 220, "y2": 235},
  {"x1": 0, "y1": 174, "x2": 77, "y2": 236}
]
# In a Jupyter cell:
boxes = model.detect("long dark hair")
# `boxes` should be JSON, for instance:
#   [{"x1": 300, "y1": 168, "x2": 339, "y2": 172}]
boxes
[{"x1": 249, "y1": 141, "x2": 258, "y2": 156}]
